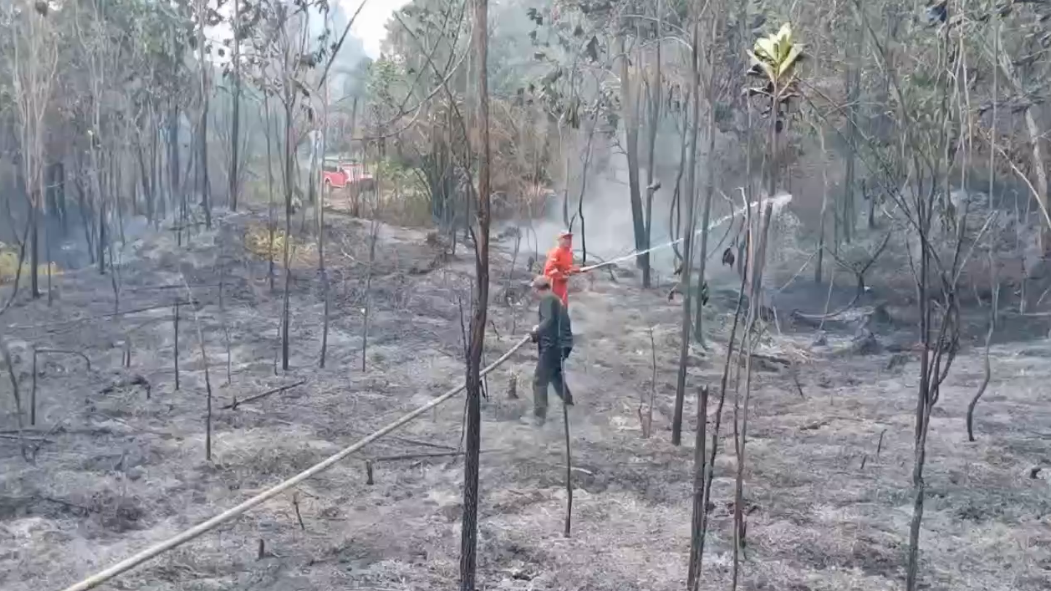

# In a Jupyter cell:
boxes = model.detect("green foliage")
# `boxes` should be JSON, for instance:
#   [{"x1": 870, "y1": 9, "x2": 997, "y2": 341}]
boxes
[
  {"x1": 366, "y1": 58, "x2": 397, "y2": 110},
  {"x1": 243, "y1": 0, "x2": 333, "y2": 97},
  {"x1": 747, "y1": 23, "x2": 804, "y2": 87},
  {"x1": 515, "y1": 2, "x2": 620, "y2": 130},
  {"x1": 376, "y1": 158, "x2": 419, "y2": 190}
]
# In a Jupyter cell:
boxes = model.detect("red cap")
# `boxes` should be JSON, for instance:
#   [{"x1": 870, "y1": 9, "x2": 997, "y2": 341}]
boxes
[{"x1": 558, "y1": 230, "x2": 573, "y2": 238}]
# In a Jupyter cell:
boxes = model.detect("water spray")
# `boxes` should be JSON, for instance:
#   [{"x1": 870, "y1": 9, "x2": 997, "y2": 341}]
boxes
[{"x1": 578, "y1": 193, "x2": 793, "y2": 273}]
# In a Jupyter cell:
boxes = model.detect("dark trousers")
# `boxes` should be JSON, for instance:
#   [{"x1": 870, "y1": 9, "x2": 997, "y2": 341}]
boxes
[{"x1": 533, "y1": 346, "x2": 572, "y2": 419}]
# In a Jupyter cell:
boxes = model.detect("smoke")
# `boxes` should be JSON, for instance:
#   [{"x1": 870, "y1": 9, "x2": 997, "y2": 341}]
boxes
[
  {"x1": 497, "y1": 117, "x2": 796, "y2": 281},
  {"x1": 510, "y1": 130, "x2": 688, "y2": 274},
  {"x1": 510, "y1": 153, "x2": 794, "y2": 284},
  {"x1": 527, "y1": 166, "x2": 680, "y2": 274},
  {"x1": 46, "y1": 210, "x2": 153, "y2": 271}
]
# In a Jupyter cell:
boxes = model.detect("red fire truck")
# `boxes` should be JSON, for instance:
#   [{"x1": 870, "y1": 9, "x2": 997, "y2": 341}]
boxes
[{"x1": 321, "y1": 160, "x2": 374, "y2": 192}]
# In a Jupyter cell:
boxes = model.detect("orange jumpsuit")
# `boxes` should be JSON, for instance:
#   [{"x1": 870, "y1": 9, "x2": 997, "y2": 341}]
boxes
[{"x1": 543, "y1": 245, "x2": 575, "y2": 307}]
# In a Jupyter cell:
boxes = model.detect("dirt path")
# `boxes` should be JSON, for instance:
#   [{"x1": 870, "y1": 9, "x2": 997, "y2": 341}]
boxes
[{"x1": 1, "y1": 210, "x2": 1049, "y2": 591}]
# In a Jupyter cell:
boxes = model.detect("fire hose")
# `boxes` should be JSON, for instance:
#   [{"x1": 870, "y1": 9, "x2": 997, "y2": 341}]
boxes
[
  {"x1": 59, "y1": 335, "x2": 531, "y2": 591},
  {"x1": 577, "y1": 193, "x2": 793, "y2": 274}
]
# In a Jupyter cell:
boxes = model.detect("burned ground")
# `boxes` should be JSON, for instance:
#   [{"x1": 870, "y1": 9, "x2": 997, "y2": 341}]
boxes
[{"x1": 1, "y1": 208, "x2": 1049, "y2": 591}]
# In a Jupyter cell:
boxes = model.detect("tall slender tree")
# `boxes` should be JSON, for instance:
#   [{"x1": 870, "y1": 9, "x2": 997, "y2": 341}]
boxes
[
  {"x1": 460, "y1": 0, "x2": 491, "y2": 587},
  {"x1": 642, "y1": 1, "x2": 662, "y2": 289},
  {"x1": 693, "y1": 9, "x2": 723, "y2": 344},
  {"x1": 11, "y1": 3, "x2": 58, "y2": 298},
  {"x1": 671, "y1": 3, "x2": 703, "y2": 447},
  {"x1": 616, "y1": 33, "x2": 646, "y2": 272},
  {"x1": 229, "y1": 0, "x2": 243, "y2": 211}
]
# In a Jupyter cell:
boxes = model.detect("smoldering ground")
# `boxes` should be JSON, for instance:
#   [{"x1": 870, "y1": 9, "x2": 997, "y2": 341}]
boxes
[{"x1": 1, "y1": 197, "x2": 1047, "y2": 591}]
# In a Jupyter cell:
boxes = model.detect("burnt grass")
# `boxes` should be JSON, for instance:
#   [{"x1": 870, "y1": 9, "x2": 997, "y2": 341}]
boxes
[{"x1": 2, "y1": 206, "x2": 1050, "y2": 591}]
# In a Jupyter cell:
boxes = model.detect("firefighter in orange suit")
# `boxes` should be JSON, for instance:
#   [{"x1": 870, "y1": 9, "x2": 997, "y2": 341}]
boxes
[{"x1": 543, "y1": 230, "x2": 580, "y2": 307}]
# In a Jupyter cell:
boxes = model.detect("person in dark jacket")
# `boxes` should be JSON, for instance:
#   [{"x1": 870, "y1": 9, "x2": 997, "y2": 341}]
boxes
[{"x1": 528, "y1": 275, "x2": 574, "y2": 425}]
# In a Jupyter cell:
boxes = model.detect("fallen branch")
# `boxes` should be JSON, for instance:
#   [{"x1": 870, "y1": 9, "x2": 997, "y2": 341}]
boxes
[
  {"x1": 0, "y1": 433, "x2": 52, "y2": 443},
  {"x1": 368, "y1": 448, "x2": 505, "y2": 462},
  {"x1": 223, "y1": 380, "x2": 306, "y2": 410},
  {"x1": 88, "y1": 411, "x2": 170, "y2": 437},
  {"x1": 747, "y1": 352, "x2": 791, "y2": 366},
  {"x1": 800, "y1": 419, "x2": 831, "y2": 431},
  {"x1": 346, "y1": 429, "x2": 457, "y2": 451},
  {"x1": 125, "y1": 283, "x2": 220, "y2": 293},
  {"x1": 33, "y1": 348, "x2": 93, "y2": 371},
  {"x1": 99, "y1": 375, "x2": 151, "y2": 398},
  {"x1": 795, "y1": 234, "x2": 892, "y2": 321},
  {"x1": 12, "y1": 300, "x2": 199, "y2": 331},
  {"x1": 525, "y1": 459, "x2": 594, "y2": 475},
  {"x1": 40, "y1": 496, "x2": 94, "y2": 515}
]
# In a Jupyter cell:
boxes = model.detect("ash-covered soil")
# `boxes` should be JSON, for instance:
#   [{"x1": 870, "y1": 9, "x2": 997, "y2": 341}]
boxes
[{"x1": 1, "y1": 207, "x2": 1049, "y2": 591}]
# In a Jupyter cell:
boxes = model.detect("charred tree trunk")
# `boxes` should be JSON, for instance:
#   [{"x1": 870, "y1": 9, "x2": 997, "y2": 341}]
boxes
[
  {"x1": 114, "y1": 146, "x2": 127, "y2": 247},
  {"x1": 74, "y1": 166, "x2": 96, "y2": 264},
  {"x1": 152, "y1": 114, "x2": 163, "y2": 224},
  {"x1": 815, "y1": 127, "x2": 828, "y2": 282},
  {"x1": 169, "y1": 106, "x2": 181, "y2": 229},
  {"x1": 264, "y1": 95, "x2": 277, "y2": 293},
  {"x1": 642, "y1": 8, "x2": 661, "y2": 289},
  {"x1": 906, "y1": 202, "x2": 933, "y2": 591},
  {"x1": 693, "y1": 15, "x2": 721, "y2": 344},
  {"x1": 996, "y1": 48, "x2": 1050, "y2": 255},
  {"x1": 671, "y1": 17, "x2": 702, "y2": 447},
  {"x1": 229, "y1": 0, "x2": 242, "y2": 212},
  {"x1": 199, "y1": 99, "x2": 212, "y2": 229},
  {"x1": 30, "y1": 190, "x2": 40, "y2": 298},
  {"x1": 616, "y1": 35, "x2": 647, "y2": 271},
  {"x1": 460, "y1": 0, "x2": 491, "y2": 587},
  {"x1": 97, "y1": 196, "x2": 106, "y2": 275},
  {"x1": 174, "y1": 300, "x2": 180, "y2": 390},
  {"x1": 196, "y1": 0, "x2": 212, "y2": 229},
  {"x1": 281, "y1": 97, "x2": 294, "y2": 372},
  {"x1": 841, "y1": 26, "x2": 860, "y2": 244},
  {"x1": 668, "y1": 94, "x2": 690, "y2": 265},
  {"x1": 687, "y1": 385, "x2": 710, "y2": 589},
  {"x1": 319, "y1": 87, "x2": 331, "y2": 368},
  {"x1": 138, "y1": 143, "x2": 155, "y2": 224}
]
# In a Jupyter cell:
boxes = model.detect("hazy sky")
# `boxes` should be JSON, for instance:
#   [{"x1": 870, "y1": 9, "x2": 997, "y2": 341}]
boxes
[
  {"x1": 203, "y1": 0, "x2": 405, "y2": 66},
  {"x1": 343, "y1": 0, "x2": 410, "y2": 58}
]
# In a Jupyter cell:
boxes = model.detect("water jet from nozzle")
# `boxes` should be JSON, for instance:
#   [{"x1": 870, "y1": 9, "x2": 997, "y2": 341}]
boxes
[{"x1": 578, "y1": 192, "x2": 792, "y2": 273}]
